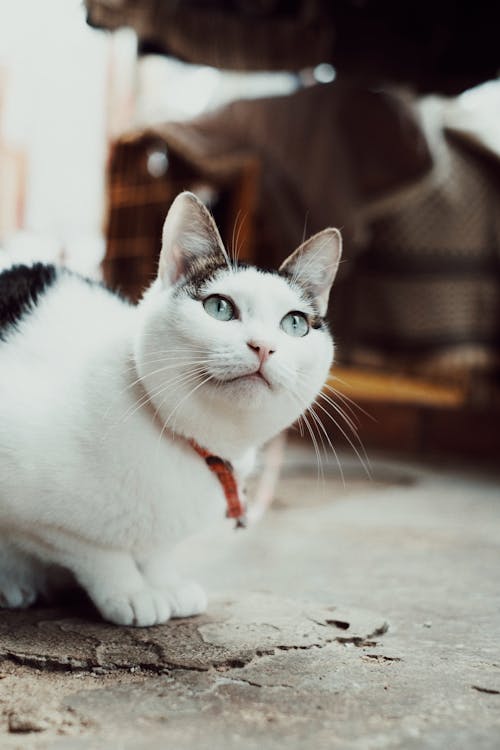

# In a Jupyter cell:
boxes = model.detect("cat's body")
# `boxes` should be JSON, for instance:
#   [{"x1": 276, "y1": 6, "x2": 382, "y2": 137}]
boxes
[{"x1": 0, "y1": 192, "x2": 341, "y2": 626}]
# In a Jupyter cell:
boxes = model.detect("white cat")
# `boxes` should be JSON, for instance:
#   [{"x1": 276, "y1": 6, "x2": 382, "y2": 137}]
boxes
[{"x1": 0, "y1": 192, "x2": 341, "y2": 626}]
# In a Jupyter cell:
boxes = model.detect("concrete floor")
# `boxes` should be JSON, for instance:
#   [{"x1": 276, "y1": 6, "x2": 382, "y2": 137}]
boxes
[{"x1": 0, "y1": 441, "x2": 499, "y2": 749}]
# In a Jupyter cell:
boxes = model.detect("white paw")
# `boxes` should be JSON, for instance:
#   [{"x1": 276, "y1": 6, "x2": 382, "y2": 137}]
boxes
[
  {"x1": 0, "y1": 580, "x2": 37, "y2": 609},
  {"x1": 97, "y1": 587, "x2": 172, "y2": 627},
  {"x1": 166, "y1": 581, "x2": 207, "y2": 619}
]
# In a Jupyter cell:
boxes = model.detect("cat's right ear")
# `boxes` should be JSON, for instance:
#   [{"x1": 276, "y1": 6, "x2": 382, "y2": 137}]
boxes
[
  {"x1": 158, "y1": 191, "x2": 227, "y2": 286},
  {"x1": 279, "y1": 228, "x2": 342, "y2": 316}
]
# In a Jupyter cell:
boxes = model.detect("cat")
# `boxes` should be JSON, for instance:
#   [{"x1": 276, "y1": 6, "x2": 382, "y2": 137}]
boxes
[{"x1": 0, "y1": 191, "x2": 341, "y2": 626}]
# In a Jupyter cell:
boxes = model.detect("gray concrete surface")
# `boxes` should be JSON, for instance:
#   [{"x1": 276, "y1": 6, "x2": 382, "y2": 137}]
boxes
[{"x1": 0, "y1": 442, "x2": 499, "y2": 749}]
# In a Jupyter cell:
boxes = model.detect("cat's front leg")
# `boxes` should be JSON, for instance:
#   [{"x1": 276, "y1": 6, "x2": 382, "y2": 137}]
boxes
[
  {"x1": 138, "y1": 550, "x2": 207, "y2": 619},
  {"x1": 68, "y1": 547, "x2": 172, "y2": 627}
]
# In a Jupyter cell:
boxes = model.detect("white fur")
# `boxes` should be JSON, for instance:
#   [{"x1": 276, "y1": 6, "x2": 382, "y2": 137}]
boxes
[{"x1": 0, "y1": 193, "x2": 340, "y2": 626}]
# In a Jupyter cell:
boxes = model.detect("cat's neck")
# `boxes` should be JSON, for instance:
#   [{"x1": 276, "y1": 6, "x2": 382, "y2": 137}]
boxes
[{"x1": 127, "y1": 365, "x2": 259, "y2": 465}]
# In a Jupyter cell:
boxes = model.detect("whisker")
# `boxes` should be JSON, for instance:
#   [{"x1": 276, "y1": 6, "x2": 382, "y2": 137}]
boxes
[
  {"x1": 282, "y1": 380, "x2": 324, "y2": 481},
  {"x1": 317, "y1": 390, "x2": 360, "y2": 436},
  {"x1": 278, "y1": 365, "x2": 369, "y2": 482},
  {"x1": 300, "y1": 408, "x2": 324, "y2": 481},
  {"x1": 324, "y1": 380, "x2": 375, "y2": 421},
  {"x1": 230, "y1": 209, "x2": 242, "y2": 269},
  {"x1": 120, "y1": 368, "x2": 208, "y2": 423},
  {"x1": 307, "y1": 403, "x2": 346, "y2": 487},
  {"x1": 321, "y1": 382, "x2": 361, "y2": 424},
  {"x1": 288, "y1": 367, "x2": 367, "y2": 444},
  {"x1": 157, "y1": 372, "x2": 215, "y2": 444},
  {"x1": 233, "y1": 211, "x2": 247, "y2": 267},
  {"x1": 122, "y1": 356, "x2": 218, "y2": 379},
  {"x1": 312, "y1": 399, "x2": 372, "y2": 479}
]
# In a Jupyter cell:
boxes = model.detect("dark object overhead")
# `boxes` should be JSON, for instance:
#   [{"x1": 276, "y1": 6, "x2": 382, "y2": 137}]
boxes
[{"x1": 86, "y1": 0, "x2": 500, "y2": 94}]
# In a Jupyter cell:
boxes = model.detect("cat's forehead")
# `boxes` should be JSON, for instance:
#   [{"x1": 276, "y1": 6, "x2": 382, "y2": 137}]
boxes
[{"x1": 203, "y1": 267, "x2": 313, "y2": 314}]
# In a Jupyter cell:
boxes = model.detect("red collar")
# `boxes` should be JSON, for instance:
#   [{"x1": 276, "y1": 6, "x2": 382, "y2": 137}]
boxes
[
  {"x1": 132, "y1": 379, "x2": 246, "y2": 528},
  {"x1": 189, "y1": 440, "x2": 247, "y2": 529}
]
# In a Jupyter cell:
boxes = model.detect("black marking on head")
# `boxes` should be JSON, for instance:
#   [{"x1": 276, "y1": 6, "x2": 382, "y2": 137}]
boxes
[
  {"x1": 174, "y1": 253, "x2": 229, "y2": 299},
  {"x1": 174, "y1": 256, "x2": 329, "y2": 331},
  {"x1": 0, "y1": 263, "x2": 58, "y2": 341},
  {"x1": 310, "y1": 315, "x2": 326, "y2": 331},
  {"x1": 278, "y1": 267, "x2": 327, "y2": 330}
]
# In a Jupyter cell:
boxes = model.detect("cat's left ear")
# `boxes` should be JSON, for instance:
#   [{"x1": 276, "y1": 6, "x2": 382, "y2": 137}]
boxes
[
  {"x1": 159, "y1": 191, "x2": 227, "y2": 286},
  {"x1": 279, "y1": 228, "x2": 342, "y2": 316}
]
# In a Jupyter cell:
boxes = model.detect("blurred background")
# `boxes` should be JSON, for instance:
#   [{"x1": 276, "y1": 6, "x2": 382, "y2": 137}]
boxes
[{"x1": 1, "y1": 0, "x2": 500, "y2": 461}]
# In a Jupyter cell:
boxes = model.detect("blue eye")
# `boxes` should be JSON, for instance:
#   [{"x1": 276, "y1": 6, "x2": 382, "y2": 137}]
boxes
[
  {"x1": 280, "y1": 311, "x2": 309, "y2": 337},
  {"x1": 203, "y1": 295, "x2": 235, "y2": 321}
]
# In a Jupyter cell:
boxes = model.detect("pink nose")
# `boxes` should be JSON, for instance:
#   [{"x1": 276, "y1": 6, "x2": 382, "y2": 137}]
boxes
[{"x1": 247, "y1": 341, "x2": 275, "y2": 365}]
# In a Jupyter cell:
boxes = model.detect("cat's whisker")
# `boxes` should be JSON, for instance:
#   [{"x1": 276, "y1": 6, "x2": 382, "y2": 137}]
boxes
[
  {"x1": 230, "y1": 210, "x2": 241, "y2": 270},
  {"x1": 118, "y1": 359, "x2": 219, "y2": 411},
  {"x1": 299, "y1": 407, "x2": 324, "y2": 481},
  {"x1": 290, "y1": 390, "x2": 344, "y2": 485},
  {"x1": 304, "y1": 405, "x2": 330, "y2": 482},
  {"x1": 290, "y1": 412, "x2": 305, "y2": 438},
  {"x1": 147, "y1": 368, "x2": 210, "y2": 429},
  {"x1": 306, "y1": 404, "x2": 346, "y2": 487},
  {"x1": 122, "y1": 373, "x2": 205, "y2": 429},
  {"x1": 122, "y1": 357, "x2": 218, "y2": 387},
  {"x1": 121, "y1": 349, "x2": 214, "y2": 366},
  {"x1": 321, "y1": 383, "x2": 361, "y2": 424},
  {"x1": 277, "y1": 367, "x2": 360, "y2": 483},
  {"x1": 126, "y1": 347, "x2": 215, "y2": 359},
  {"x1": 233, "y1": 211, "x2": 247, "y2": 268},
  {"x1": 285, "y1": 366, "x2": 365, "y2": 444},
  {"x1": 312, "y1": 398, "x2": 372, "y2": 479},
  {"x1": 282, "y1": 380, "x2": 324, "y2": 481},
  {"x1": 121, "y1": 353, "x2": 218, "y2": 374},
  {"x1": 119, "y1": 367, "x2": 209, "y2": 424},
  {"x1": 317, "y1": 390, "x2": 360, "y2": 436},
  {"x1": 148, "y1": 374, "x2": 198, "y2": 440},
  {"x1": 316, "y1": 390, "x2": 371, "y2": 465},
  {"x1": 157, "y1": 372, "x2": 215, "y2": 445},
  {"x1": 220, "y1": 239, "x2": 235, "y2": 276},
  {"x1": 323, "y1": 380, "x2": 375, "y2": 421},
  {"x1": 300, "y1": 211, "x2": 309, "y2": 247}
]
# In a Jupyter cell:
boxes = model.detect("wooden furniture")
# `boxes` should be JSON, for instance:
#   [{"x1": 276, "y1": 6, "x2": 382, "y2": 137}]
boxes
[{"x1": 325, "y1": 366, "x2": 498, "y2": 460}]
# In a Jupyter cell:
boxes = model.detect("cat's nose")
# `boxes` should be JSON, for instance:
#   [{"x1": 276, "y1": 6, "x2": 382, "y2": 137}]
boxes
[{"x1": 247, "y1": 341, "x2": 275, "y2": 365}]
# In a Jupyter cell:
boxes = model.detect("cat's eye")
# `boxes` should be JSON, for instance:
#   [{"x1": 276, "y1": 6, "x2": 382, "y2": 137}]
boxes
[
  {"x1": 280, "y1": 311, "x2": 309, "y2": 337},
  {"x1": 203, "y1": 295, "x2": 236, "y2": 321}
]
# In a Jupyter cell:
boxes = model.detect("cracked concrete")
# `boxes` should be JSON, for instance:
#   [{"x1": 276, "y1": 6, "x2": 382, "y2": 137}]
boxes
[
  {"x1": 0, "y1": 593, "x2": 387, "y2": 675},
  {"x1": 0, "y1": 443, "x2": 499, "y2": 748}
]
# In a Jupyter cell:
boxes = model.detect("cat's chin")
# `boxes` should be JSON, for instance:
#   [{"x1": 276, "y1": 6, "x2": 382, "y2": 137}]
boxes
[{"x1": 201, "y1": 372, "x2": 277, "y2": 412}]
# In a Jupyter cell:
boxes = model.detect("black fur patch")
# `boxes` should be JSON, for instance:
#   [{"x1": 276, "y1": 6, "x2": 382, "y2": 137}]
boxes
[
  {"x1": 278, "y1": 269, "x2": 326, "y2": 330},
  {"x1": 177, "y1": 256, "x2": 327, "y2": 330},
  {"x1": 310, "y1": 314, "x2": 326, "y2": 331},
  {"x1": 176, "y1": 253, "x2": 229, "y2": 299},
  {"x1": 0, "y1": 263, "x2": 58, "y2": 341}
]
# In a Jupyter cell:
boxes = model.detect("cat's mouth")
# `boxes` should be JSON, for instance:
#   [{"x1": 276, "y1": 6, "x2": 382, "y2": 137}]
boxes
[{"x1": 209, "y1": 369, "x2": 271, "y2": 389}]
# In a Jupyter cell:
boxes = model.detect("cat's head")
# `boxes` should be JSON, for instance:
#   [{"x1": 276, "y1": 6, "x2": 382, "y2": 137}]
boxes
[{"x1": 135, "y1": 192, "x2": 341, "y2": 457}]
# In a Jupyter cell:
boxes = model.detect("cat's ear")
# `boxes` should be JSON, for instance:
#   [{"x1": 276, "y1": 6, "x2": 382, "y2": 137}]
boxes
[
  {"x1": 279, "y1": 228, "x2": 342, "y2": 316},
  {"x1": 159, "y1": 191, "x2": 228, "y2": 286}
]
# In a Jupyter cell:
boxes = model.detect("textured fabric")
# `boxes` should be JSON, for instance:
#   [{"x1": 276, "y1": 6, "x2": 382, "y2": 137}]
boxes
[{"x1": 341, "y1": 97, "x2": 500, "y2": 402}]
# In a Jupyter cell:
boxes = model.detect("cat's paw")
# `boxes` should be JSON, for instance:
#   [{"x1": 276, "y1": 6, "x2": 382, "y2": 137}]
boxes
[
  {"x1": 166, "y1": 581, "x2": 207, "y2": 619},
  {"x1": 97, "y1": 587, "x2": 172, "y2": 627},
  {"x1": 0, "y1": 580, "x2": 37, "y2": 609}
]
